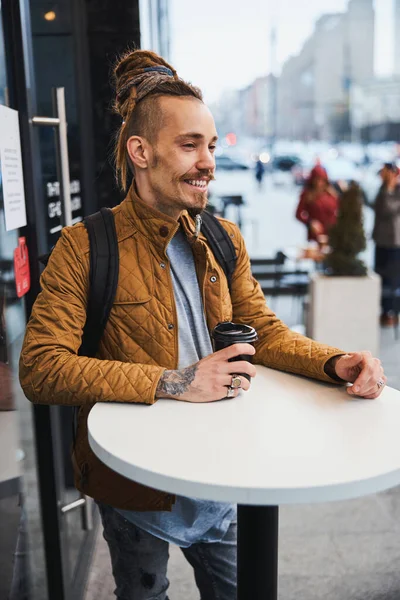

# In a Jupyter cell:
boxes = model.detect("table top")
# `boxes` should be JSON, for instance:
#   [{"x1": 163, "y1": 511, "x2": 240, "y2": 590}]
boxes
[{"x1": 88, "y1": 366, "x2": 400, "y2": 505}]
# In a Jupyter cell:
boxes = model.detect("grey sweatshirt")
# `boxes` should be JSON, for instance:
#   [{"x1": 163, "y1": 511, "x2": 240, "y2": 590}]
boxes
[{"x1": 372, "y1": 184, "x2": 400, "y2": 248}]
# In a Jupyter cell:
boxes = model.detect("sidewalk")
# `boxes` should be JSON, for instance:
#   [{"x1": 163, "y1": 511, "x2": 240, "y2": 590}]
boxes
[{"x1": 85, "y1": 326, "x2": 400, "y2": 600}]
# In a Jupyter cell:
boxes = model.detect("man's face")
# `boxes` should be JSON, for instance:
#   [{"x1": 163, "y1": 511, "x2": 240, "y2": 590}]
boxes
[
  {"x1": 380, "y1": 166, "x2": 397, "y2": 186},
  {"x1": 145, "y1": 97, "x2": 217, "y2": 217},
  {"x1": 313, "y1": 176, "x2": 326, "y2": 193},
  {"x1": 380, "y1": 166, "x2": 390, "y2": 184}
]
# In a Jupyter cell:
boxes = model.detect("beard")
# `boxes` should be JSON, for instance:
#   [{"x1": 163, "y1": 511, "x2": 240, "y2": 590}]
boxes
[
  {"x1": 188, "y1": 197, "x2": 208, "y2": 218},
  {"x1": 152, "y1": 178, "x2": 210, "y2": 217},
  {"x1": 151, "y1": 182, "x2": 208, "y2": 215}
]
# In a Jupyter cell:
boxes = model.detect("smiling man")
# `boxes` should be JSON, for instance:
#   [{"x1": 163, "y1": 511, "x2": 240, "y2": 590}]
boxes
[{"x1": 20, "y1": 49, "x2": 386, "y2": 600}]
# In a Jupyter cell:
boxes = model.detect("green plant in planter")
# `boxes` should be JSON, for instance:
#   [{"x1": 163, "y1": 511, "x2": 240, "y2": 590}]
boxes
[{"x1": 325, "y1": 181, "x2": 368, "y2": 276}]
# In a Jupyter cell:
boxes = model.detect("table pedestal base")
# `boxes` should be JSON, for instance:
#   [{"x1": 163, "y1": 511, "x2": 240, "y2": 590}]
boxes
[{"x1": 237, "y1": 505, "x2": 279, "y2": 600}]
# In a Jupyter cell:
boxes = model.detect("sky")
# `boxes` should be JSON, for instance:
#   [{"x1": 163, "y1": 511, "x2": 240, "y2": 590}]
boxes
[{"x1": 170, "y1": 0, "x2": 394, "y2": 104}]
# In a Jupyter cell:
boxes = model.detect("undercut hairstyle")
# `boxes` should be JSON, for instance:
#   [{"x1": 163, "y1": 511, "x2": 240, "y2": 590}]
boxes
[{"x1": 113, "y1": 48, "x2": 203, "y2": 191}]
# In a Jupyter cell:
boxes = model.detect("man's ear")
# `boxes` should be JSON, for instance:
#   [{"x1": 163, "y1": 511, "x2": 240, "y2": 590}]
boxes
[{"x1": 127, "y1": 136, "x2": 149, "y2": 170}]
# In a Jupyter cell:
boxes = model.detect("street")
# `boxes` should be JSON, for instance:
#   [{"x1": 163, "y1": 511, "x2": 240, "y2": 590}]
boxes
[{"x1": 209, "y1": 169, "x2": 375, "y2": 266}]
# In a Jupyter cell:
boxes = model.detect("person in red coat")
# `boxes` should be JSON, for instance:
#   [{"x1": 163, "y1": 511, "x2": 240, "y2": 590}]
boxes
[{"x1": 295, "y1": 165, "x2": 339, "y2": 243}]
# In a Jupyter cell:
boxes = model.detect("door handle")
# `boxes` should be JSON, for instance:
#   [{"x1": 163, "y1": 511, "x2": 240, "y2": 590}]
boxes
[
  {"x1": 32, "y1": 87, "x2": 72, "y2": 227},
  {"x1": 60, "y1": 494, "x2": 93, "y2": 531}
]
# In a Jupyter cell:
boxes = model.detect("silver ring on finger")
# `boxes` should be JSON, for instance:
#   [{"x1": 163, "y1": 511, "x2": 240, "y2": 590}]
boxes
[
  {"x1": 377, "y1": 378, "x2": 385, "y2": 390},
  {"x1": 230, "y1": 375, "x2": 242, "y2": 389},
  {"x1": 226, "y1": 386, "x2": 235, "y2": 398}
]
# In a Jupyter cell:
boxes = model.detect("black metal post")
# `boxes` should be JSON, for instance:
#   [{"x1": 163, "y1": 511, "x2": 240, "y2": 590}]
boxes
[{"x1": 237, "y1": 505, "x2": 279, "y2": 600}]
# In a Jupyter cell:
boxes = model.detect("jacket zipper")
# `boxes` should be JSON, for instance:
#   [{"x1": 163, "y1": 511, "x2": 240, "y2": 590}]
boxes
[
  {"x1": 194, "y1": 214, "x2": 202, "y2": 238},
  {"x1": 190, "y1": 214, "x2": 208, "y2": 307}
]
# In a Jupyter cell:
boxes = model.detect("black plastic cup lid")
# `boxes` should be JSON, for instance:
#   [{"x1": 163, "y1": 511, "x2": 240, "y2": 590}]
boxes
[{"x1": 212, "y1": 322, "x2": 258, "y2": 343}]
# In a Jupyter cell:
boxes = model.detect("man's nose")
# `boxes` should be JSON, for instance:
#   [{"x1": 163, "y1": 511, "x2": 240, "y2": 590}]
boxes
[{"x1": 196, "y1": 149, "x2": 215, "y2": 171}]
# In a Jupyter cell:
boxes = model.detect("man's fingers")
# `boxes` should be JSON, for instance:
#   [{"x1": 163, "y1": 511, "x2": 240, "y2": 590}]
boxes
[
  {"x1": 349, "y1": 381, "x2": 376, "y2": 396},
  {"x1": 221, "y1": 374, "x2": 251, "y2": 391},
  {"x1": 219, "y1": 386, "x2": 240, "y2": 401},
  {"x1": 342, "y1": 352, "x2": 364, "y2": 367},
  {"x1": 350, "y1": 358, "x2": 385, "y2": 394},
  {"x1": 224, "y1": 360, "x2": 257, "y2": 379},
  {"x1": 347, "y1": 387, "x2": 382, "y2": 400},
  {"x1": 349, "y1": 364, "x2": 376, "y2": 393},
  {"x1": 347, "y1": 382, "x2": 377, "y2": 397},
  {"x1": 347, "y1": 372, "x2": 387, "y2": 397},
  {"x1": 219, "y1": 343, "x2": 256, "y2": 360}
]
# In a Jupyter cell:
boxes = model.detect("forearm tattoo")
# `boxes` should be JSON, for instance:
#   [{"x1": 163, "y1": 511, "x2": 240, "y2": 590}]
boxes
[{"x1": 157, "y1": 365, "x2": 198, "y2": 397}]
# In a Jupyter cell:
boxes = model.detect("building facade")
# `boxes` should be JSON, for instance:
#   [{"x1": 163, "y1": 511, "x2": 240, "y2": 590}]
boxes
[
  {"x1": 277, "y1": 0, "x2": 375, "y2": 141},
  {"x1": 240, "y1": 74, "x2": 276, "y2": 139},
  {"x1": 212, "y1": 74, "x2": 277, "y2": 143},
  {"x1": 351, "y1": 76, "x2": 400, "y2": 142}
]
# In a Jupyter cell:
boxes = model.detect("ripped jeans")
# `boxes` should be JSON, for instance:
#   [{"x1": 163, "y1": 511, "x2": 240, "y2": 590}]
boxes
[{"x1": 97, "y1": 503, "x2": 237, "y2": 600}]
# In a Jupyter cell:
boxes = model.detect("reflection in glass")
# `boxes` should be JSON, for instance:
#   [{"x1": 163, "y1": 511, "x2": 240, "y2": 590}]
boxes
[{"x1": 30, "y1": 2, "x2": 84, "y2": 250}]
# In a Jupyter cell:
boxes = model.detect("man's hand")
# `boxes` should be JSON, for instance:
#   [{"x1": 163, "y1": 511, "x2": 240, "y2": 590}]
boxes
[
  {"x1": 156, "y1": 343, "x2": 257, "y2": 403},
  {"x1": 331, "y1": 352, "x2": 386, "y2": 399},
  {"x1": 310, "y1": 220, "x2": 324, "y2": 236}
]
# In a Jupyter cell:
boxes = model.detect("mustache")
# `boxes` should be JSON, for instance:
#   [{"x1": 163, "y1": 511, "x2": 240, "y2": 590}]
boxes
[{"x1": 181, "y1": 170, "x2": 216, "y2": 181}]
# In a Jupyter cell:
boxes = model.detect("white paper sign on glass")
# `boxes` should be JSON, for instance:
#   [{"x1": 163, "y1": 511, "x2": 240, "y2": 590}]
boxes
[{"x1": 0, "y1": 105, "x2": 27, "y2": 231}]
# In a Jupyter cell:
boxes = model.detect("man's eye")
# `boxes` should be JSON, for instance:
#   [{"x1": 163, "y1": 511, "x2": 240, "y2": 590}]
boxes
[
  {"x1": 209, "y1": 145, "x2": 216, "y2": 152},
  {"x1": 183, "y1": 143, "x2": 196, "y2": 149}
]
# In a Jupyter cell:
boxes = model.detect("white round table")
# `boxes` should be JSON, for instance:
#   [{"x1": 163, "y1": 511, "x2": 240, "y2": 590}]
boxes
[{"x1": 88, "y1": 365, "x2": 400, "y2": 600}]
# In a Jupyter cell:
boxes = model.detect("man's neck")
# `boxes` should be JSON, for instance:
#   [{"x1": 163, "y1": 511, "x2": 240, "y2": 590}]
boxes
[{"x1": 134, "y1": 179, "x2": 181, "y2": 220}]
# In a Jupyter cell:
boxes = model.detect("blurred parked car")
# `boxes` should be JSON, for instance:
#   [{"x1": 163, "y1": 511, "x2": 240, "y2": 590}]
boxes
[
  {"x1": 215, "y1": 156, "x2": 249, "y2": 170},
  {"x1": 272, "y1": 155, "x2": 301, "y2": 172}
]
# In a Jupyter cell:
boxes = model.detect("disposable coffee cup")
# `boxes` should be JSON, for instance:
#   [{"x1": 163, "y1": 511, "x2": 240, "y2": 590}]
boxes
[{"x1": 211, "y1": 321, "x2": 258, "y2": 381}]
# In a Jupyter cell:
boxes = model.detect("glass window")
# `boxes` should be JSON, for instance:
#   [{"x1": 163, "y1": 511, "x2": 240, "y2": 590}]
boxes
[{"x1": 30, "y1": 0, "x2": 84, "y2": 250}]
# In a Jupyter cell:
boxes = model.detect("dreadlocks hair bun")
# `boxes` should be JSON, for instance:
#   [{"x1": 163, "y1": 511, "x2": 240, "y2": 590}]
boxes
[{"x1": 113, "y1": 49, "x2": 178, "y2": 120}]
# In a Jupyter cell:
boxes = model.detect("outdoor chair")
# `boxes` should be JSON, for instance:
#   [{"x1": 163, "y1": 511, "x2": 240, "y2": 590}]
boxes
[{"x1": 250, "y1": 253, "x2": 310, "y2": 324}]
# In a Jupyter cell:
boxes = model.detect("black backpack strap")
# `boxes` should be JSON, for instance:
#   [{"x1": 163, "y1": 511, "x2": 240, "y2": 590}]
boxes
[
  {"x1": 201, "y1": 211, "x2": 237, "y2": 291},
  {"x1": 79, "y1": 207, "x2": 119, "y2": 358},
  {"x1": 38, "y1": 249, "x2": 54, "y2": 267},
  {"x1": 72, "y1": 207, "x2": 118, "y2": 451}
]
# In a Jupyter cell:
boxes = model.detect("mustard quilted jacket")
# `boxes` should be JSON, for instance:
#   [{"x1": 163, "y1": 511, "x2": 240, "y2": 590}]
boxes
[{"x1": 20, "y1": 186, "x2": 343, "y2": 510}]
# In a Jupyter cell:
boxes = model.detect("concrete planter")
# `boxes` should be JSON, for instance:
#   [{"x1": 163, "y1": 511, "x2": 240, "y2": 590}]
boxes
[{"x1": 307, "y1": 272, "x2": 381, "y2": 356}]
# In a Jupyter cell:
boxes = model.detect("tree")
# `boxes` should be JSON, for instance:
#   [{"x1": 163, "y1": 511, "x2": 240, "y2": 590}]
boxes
[{"x1": 325, "y1": 182, "x2": 367, "y2": 276}]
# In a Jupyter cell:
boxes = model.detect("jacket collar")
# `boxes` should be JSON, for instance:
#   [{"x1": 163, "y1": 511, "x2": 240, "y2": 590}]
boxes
[{"x1": 120, "y1": 182, "x2": 206, "y2": 253}]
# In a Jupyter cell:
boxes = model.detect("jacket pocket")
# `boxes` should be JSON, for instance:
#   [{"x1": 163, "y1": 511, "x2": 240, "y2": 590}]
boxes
[
  {"x1": 113, "y1": 292, "x2": 152, "y2": 305},
  {"x1": 112, "y1": 236, "x2": 154, "y2": 305},
  {"x1": 108, "y1": 288, "x2": 153, "y2": 350}
]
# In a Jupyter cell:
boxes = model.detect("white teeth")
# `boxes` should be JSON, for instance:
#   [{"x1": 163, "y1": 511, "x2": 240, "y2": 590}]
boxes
[{"x1": 187, "y1": 180, "x2": 207, "y2": 188}]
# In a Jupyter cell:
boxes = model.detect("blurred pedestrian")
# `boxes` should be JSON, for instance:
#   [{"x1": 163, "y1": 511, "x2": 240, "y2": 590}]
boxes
[
  {"x1": 372, "y1": 162, "x2": 400, "y2": 326},
  {"x1": 295, "y1": 165, "x2": 339, "y2": 245},
  {"x1": 255, "y1": 158, "x2": 265, "y2": 188}
]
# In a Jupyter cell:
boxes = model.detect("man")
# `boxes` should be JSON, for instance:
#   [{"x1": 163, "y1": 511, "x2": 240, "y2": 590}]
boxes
[
  {"x1": 20, "y1": 49, "x2": 386, "y2": 600},
  {"x1": 372, "y1": 162, "x2": 400, "y2": 326}
]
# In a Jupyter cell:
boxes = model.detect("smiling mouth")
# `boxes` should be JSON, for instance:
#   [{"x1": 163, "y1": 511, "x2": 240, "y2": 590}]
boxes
[{"x1": 183, "y1": 179, "x2": 209, "y2": 191}]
